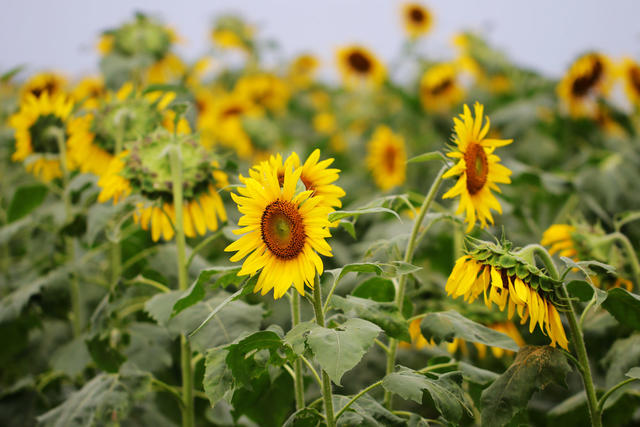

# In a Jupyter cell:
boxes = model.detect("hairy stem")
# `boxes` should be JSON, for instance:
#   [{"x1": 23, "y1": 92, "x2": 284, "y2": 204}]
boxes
[{"x1": 311, "y1": 274, "x2": 335, "y2": 427}]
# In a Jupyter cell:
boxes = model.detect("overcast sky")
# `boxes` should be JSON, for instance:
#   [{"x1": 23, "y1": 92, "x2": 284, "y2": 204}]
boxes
[{"x1": 2, "y1": 0, "x2": 640, "y2": 80}]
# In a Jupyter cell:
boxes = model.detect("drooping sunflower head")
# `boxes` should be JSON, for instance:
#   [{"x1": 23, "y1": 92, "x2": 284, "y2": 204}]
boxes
[
  {"x1": 366, "y1": 125, "x2": 407, "y2": 191},
  {"x1": 557, "y1": 52, "x2": 612, "y2": 118},
  {"x1": 445, "y1": 238, "x2": 569, "y2": 349},
  {"x1": 620, "y1": 57, "x2": 640, "y2": 107},
  {"x1": 211, "y1": 14, "x2": 254, "y2": 51},
  {"x1": 9, "y1": 92, "x2": 74, "y2": 181},
  {"x1": 107, "y1": 13, "x2": 174, "y2": 60},
  {"x1": 71, "y1": 76, "x2": 106, "y2": 110},
  {"x1": 402, "y1": 3, "x2": 433, "y2": 39},
  {"x1": 235, "y1": 73, "x2": 291, "y2": 112},
  {"x1": 419, "y1": 63, "x2": 464, "y2": 112},
  {"x1": 225, "y1": 157, "x2": 334, "y2": 299},
  {"x1": 442, "y1": 102, "x2": 513, "y2": 232},
  {"x1": 336, "y1": 45, "x2": 387, "y2": 87},
  {"x1": 288, "y1": 54, "x2": 320, "y2": 89},
  {"x1": 20, "y1": 72, "x2": 67, "y2": 101}
]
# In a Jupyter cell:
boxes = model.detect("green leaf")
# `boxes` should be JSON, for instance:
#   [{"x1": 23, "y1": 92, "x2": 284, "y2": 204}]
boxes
[
  {"x1": 225, "y1": 330, "x2": 287, "y2": 386},
  {"x1": 602, "y1": 335, "x2": 640, "y2": 388},
  {"x1": 325, "y1": 263, "x2": 384, "y2": 282},
  {"x1": 352, "y1": 277, "x2": 395, "y2": 302},
  {"x1": 7, "y1": 184, "x2": 48, "y2": 223},
  {"x1": 384, "y1": 261, "x2": 422, "y2": 278},
  {"x1": 231, "y1": 371, "x2": 294, "y2": 427},
  {"x1": 602, "y1": 288, "x2": 640, "y2": 330},
  {"x1": 1, "y1": 65, "x2": 24, "y2": 82},
  {"x1": 459, "y1": 362, "x2": 499, "y2": 386},
  {"x1": 86, "y1": 336, "x2": 126, "y2": 373},
  {"x1": 283, "y1": 408, "x2": 324, "y2": 427},
  {"x1": 306, "y1": 318, "x2": 381, "y2": 385},
  {"x1": 284, "y1": 321, "x2": 319, "y2": 355},
  {"x1": 123, "y1": 322, "x2": 172, "y2": 373},
  {"x1": 626, "y1": 367, "x2": 640, "y2": 379},
  {"x1": 420, "y1": 311, "x2": 519, "y2": 351},
  {"x1": 203, "y1": 347, "x2": 234, "y2": 406},
  {"x1": 407, "y1": 151, "x2": 447, "y2": 164},
  {"x1": 566, "y1": 280, "x2": 608, "y2": 306},
  {"x1": 382, "y1": 367, "x2": 471, "y2": 422},
  {"x1": 144, "y1": 290, "x2": 182, "y2": 326},
  {"x1": 339, "y1": 220, "x2": 356, "y2": 239},
  {"x1": 331, "y1": 295, "x2": 410, "y2": 341},
  {"x1": 171, "y1": 266, "x2": 241, "y2": 317},
  {"x1": 50, "y1": 337, "x2": 91, "y2": 377},
  {"x1": 480, "y1": 345, "x2": 571, "y2": 426},
  {"x1": 329, "y1": 207, "x2": 401, "y2": 223},
  {"x1": 559, "y1": 257, "x2": 616, "y2": 276},
  {"x1": 333, "y1": 394, "x2": 406, "y2": 426}
]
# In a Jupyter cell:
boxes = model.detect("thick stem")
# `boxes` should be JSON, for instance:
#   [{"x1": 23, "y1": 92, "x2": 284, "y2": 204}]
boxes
[
  {"x1": 311, "y1": 274, "x2": 335, "y2": 427},
  {"x1": 290, "y1": 291, "x2": 305, "y2": 410},
  {"x1": 170, "y1": 145, "x2": 194, "y2": 427},
  {"x1": 384, "y1": 165, "x2": 447, "y2": 408}
]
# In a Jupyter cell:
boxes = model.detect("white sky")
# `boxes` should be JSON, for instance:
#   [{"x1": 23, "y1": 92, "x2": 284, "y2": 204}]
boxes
[{"x1": 1, "y1": 0, "x2": 640, "y2": 80}]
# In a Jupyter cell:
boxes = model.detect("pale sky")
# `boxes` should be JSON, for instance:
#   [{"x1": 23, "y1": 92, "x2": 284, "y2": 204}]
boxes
[{"x1": 1, "y1": 0, "x2": 640, "y2": 80}]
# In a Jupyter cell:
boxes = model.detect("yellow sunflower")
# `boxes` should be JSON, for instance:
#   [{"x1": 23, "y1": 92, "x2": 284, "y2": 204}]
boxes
[
  {"x1": 336, "y1": 45, "x2": 386, "y2": 87},
  {"x1": 557, "y1": 52, "x2": 613, "y2": 118},
  {"x1": 313, "y1": 112, "x2": 336, "y2": 135},
  {"x1": 211, "y1": 15, "x2": 254, "y2": 51},
  {"x1": 288, "y1": 54, "x2": 320, "y2": 89},
  {"x1": 235, "y1": 73, "x2": 290, "y2": 112},
  {"x1": 97, "y1": 34, "x2": 115, "y2": 54},
  {"x1": 20, "y1": 72, "x2": 67, "y2": 101},
  {"x1": 419, "y1": 63, "x2": 464, "y2": 112},
  {"x1": 225, "y1": 159, "x2": 334, "y2": 299},
  {"x1": 541, "y1": 224, "x2": 578, "y2": 259},
  {"x1": 442, "y1": 102, "x2": 512, "y2": 232},
  {"x1": 402, "y1": 3, "x2": 433, "y2": 39},
  {"x1": 620, "y1": 57, "x2": 640, "y2": 107},
  {"x1": 208, "y1": 91, "x2": 262, "y2": 157},
  {"x1": 9, "y1": 92, "x2": 74, "y2": 182},
  {"x1": 366, "y1": 125, "x2": 407, "y2": 191},
  {"x1": 146, "y1": 53, "x2": 187, "y2": 85},
  {"x1": 71, "y1": 76, "x2": 106, "y2": 110}
]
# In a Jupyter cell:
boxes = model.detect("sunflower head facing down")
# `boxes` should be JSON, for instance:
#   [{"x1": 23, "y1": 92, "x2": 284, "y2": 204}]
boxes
[
  {"x1": 107, "y1": 13, "x2": 174, "y2": 60},
  {"x1": 557, "y1": 52, "x2": 613, "y2": 118},
  {"x1": 442, "y1": 102, "x2": 513, "y2": 232},
  {"x1": 419, "y1": 63, "x2": 464, "y2": 113},
  {"x1": 366, "y1": 125, "x2": 407, "y2": 191},
  {"x1": 9, "y1": 92, "x2": 74, "y2": 182},
  {"x1": 336, "y1": 45, "x2": 387, "y2": 87},
  {"x1": 226, "y1": 154, "x2": 336, "y2": 299},
  {"x1": 445, "y1": 238, "x2": 569, "y2": 350},
  {"x1": 97, "y1": 128, "x2": 227, "y2": 242},
  {"x1": 402, "y1": 3, "x2": 433, "y2": 39}
]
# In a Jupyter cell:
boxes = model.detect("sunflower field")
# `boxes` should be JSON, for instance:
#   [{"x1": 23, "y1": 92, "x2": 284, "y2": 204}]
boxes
[{"x1": 2, "y1": 5, "x2": 640, "y2": 427}]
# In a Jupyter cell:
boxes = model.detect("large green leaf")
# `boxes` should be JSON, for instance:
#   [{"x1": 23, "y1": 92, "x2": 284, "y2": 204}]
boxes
[
  {"x1": 566, "y1": 280, "x2": 608, "y2": 306},
  {"x1": 50, "y1": 337, "x2": 91, "y2": 377},
  {"x1": 282, "y1": 408, "x2": 324, "y2": 427},
  {"x1": 7, "y1": 184, "x2": 48, "y2": 223},
  {"x1": 420, "y1": 310, "x2": 519, "y2": 351},
  {"x1": 231, "y1": 371, "x2": 294, "y2": 427},
  {"x1": 334, "y1": 394, "x2": 405, "y2": 426},
  {"x1": 143, "y1": 290, "x2": 182, "y2": 326},
  {"x1": 225, "y1": 330, "x2": 288, "y2": 386},
  {"x1": 325, "y1": 263, "x2": 384, "y2": 282},
  {"x1": 382, "y1": 367, "x2": 471, "y2": 422},
  {"x1": 458, "y1": 362, "x2": 499, "y2": 386},
  {"x1": 203, "y1": 347, "x2": 234, "y2": 406},
  {"x1": 352, "y1": 277, "x2": 395, "y2": 302},
  {"x1": 480, "y1": 345, "x2": 571, "y2": 426},
  {"x1": 306, "y1": 318, "x2": 381, "y2": 385},
  {"x1": 331, "y1": 295, "x2": 410, "y2": 341},
  {"x1": 602, "y1": 288, "x2": 640, "y2": 330},
  {"x1": 171, "y1": 266, "x2": 241, "y2": 317},
  {"x1": 284, "y1": 320, "x2": 319, "y2": 356},
  {"x1": 626, "y1": 367, "x2": 640, "y2": 379},
  {"x1": 602, "y1": 334, "x2": 640, "y2": 387}
]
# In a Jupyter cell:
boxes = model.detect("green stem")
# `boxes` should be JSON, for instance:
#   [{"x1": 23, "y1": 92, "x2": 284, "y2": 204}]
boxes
[
  {"x1": 290, "y1": 291, "x2": 305, "y2": 410},
  {"x1": 110, "y1": 238, "x2": 121, "y2": 291},
  {"x1": 334, "y1": 380, "x2": 384, "y2": 421},
  {"x1": 186, "y1": 229, "x2": 223, "y2": 268},
  {"x1": 525, "y1": 244, "x2": 601, "y2": 427},
  {"x1": 597, "y1": 378, "x2": 638, "y2": 413},
  {"x1": 124, "y1": 276, "x2": 171, "y2": 293},
  {"x1": 610, "y1": 233, "x2": 640, "y2": 290},
  {"x1": 384, "y1": 165, "x2": 447, "y2": 409},
  {"x1": 170, "y1": 144, "x2": 194, "y2": 427},
  {"x1": 311, "y1": 274, "x2": 335, "y2": 427},
  {"x1": 299, "y1": 355, "x2": 322, "y2": 387},
  {"x1": 417, "y1": 361, "x2": 458, "y2": 374}
]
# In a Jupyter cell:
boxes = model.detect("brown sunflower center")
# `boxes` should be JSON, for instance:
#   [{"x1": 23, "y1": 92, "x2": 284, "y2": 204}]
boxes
[
  {"x1": 430, "y1": 78, "x2": 453, "y2": 96},
  {"x1": 629, "y1": 66, "x2": 640, "y2": 94},
  {"x1": 31, "y1": 80, "x2": 58, "y2": 98},
  {"x1": 464, "y1": 143, "x2": 488, "y2": 195},
  {"x1": 221, "y1": 105, "x2": 243, "y2": 118},
  {"x1": 571, "y1": 58, "x2": 603, "y2": 97},
  {"x1": 409, "y1": 7, "x2": 425, "y2": 23},
  {"x1": 348, "y1": 51, "x2": 372, "y2": 73},
  {"x1": 383, "y1": 144, "x2": 398, "y2": 173},
  {"x1": 261, "y1": 200, "x2": 306, "y2": 260}
]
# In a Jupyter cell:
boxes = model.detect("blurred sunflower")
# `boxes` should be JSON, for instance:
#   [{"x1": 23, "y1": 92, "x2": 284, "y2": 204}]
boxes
[
  {"x1": 208, "y1": 91, "x2": 262, "y2": 157},
  {"x1": 446, "y1": 240, "x2": 569, "y2": 349},
  {"x1": 313, "y1": 112, "x2": 336, "y2": 135},
  {"x1": 20, "y1": 72, "x2": 67, "y2": 101},
  {"x1": 106, "y1": 14, "x2": 173, "y2": 60},
  {"x1": 211, "y1": 14, "x2": 253, "y2": 51},
  {"x1": 235, "y1": 73, "x2": 290, "y2": 112},
  {"x1": 557, "y1": 52, "x2": 613, "y2": 118},
  {"x1": 288, "y1": 54, "x2": 320, "y2": 89},
  {"x1": 419, "y1": 63, "x2": 464, "y2": 112},
  {"x1": 71, "y1": 76, "x2": 106, "y2": 110},
  {"x1": 9, "y1": 92, "x2": 74, "y2": 182},
  {"x1": 336, "y1": 45, "x2": 386, "y2": 87},
  {"x1": 146, "y1": 53, "x2": 187, "y2": 84},
  {"x1": 620, "y1": 57, "x2": 640, "y2": 107},
  {"x1": 366, "y1": 125, "x2": 406, "y2": 191},
  {"x1": 442, "y1": 103, "x2": 512, "y2": 232},
  {"x1": 541, "y1": 224, "x2": 578, "y2": 259},
  {"x1": 402, "y1": 3, "x2": 433, "y2": 39},
  {"x1": 97, "y1": 129, "x2": 227, "y2": 241},
  {"x1": 225, "y1": 158, "x2": 333, "y2": 299}
]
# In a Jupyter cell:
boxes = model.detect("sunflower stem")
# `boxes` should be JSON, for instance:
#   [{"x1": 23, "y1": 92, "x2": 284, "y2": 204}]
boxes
[
  {"x1": 311, "y1": 273, "x2": 336, "y2": 427},
  {"x1": 169, "y1": 143, "x2": 194, "y2": 427},
  {"x1": 290, "y1": 291, "x2": 305, "y2": 410},
  {"x1": 527, "y1": 244, "x2": 601, "y2": 427},
  {"x1": 598, "y1": 232, "x2": 640, "y2": 291},
  {"x1": 384, "y1": 165, "x2": 447, "y2": 409},
  {"x1": 109, "y1": 119, "x2": 125, "y2": 293}
]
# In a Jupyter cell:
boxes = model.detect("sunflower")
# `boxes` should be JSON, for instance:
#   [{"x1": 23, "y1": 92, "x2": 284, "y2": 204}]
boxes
[
  {"x1": 107, "y1": 14, "x2": 173, "y2": 60},
  {"x1": 402, "y1": 3, "x2": 433, "y2": 39},
  {"x1": 442, "y1": 103, "x2": 512, "y2": 232},
  {"x1": 288, "y1": 54, "x2": 320, "y2": 89},
  {"x1": 208, "y1": 91, "x2": 262, "y2": 157},
  {"x1": 541, "y1": 224, "x2": 578, "y2": 259},
  {"x1": 9, "y1": 92, "x2": 74, "y2": 182},
  {"x1": 313, "y1": 112, "x2": 336, "y2": 135},
  {"x1": 71, "y1": 77, "x2": 106, "y2": 110},
  {"x1": 211, "y1": 15, "x2": 253, "y2": 51},
  {"x1": 557, "y1": 52, "x2": 613, "y2": 118},
  {"x1": 366, "y1": 125, "x2": 407, "y2": 191},
  {"x1": 336, "y1": 45, "x2": 386, "y2": 87},
  {"x1": 225, "y1": 158, "x2": 334, "y2": 299},
  {"x1": 445, "y1": 241, "x2": 569, "y2": 349},
  {"x1": 620, "y1": 57, "x2": 640, "y2": 107},
  {"x1": 20, "y1": 72, "x2": 67, "y2": 101},
  {"x1": 146, "y1": 53, "x2": 187, "y2": 85},
  {"x1": 419, "y1": 63, "x2": 464, "y2": 112},
  {"x1": 97, "y1": 129, "x2": 227, "y2": 242},
  {"x1": 97, "y1": 33, "x2": 115, "y2": 55},
  {"x1": 235, "y1": 73, "x2": 290, "y2": 112}
]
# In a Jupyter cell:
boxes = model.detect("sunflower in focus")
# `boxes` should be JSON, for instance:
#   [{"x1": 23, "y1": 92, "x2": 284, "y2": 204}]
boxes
[
  {"x1": 419, "y1": 63, "x2": 464, "y2": 112},
  {"x1": 9, "y1": 92, "x2": 74, "y2": 182},
  {"x1": 97, "y1": 129, "x2": 227, "y2": 242},
  {"x1": 71, "y1": 76, "x2": 106, "y2": 110},
  {"x1": 366, "y1": 125, "x2": 406, "y2": 191},
  {"x1": 402, "y1": 3, "x2": 433, "y2": 39},
  {"x1": 20, "y1": 72, "x2": 66, "y2": 101},
  {"x1": 442, "y1": 103, "x2": 512, "y2": 232},
  {"x1": 445, "y1": 240, "x2": 569, "y2": 349},
  {"x1": 336, "y1": 45, "x2": 386, "y2": 87},
  {"x1": 225, "y1": 157, "x2": 334, "y2": 299},
  {"x1": 620, "y1": 57, "x2": 640, "y2": 107},
  {"x1": 557, "y1": 52, "x2": 613, "y2": 118},
  {"x1": 288, "y1": 54, "x2": 320, "y2": 89}
]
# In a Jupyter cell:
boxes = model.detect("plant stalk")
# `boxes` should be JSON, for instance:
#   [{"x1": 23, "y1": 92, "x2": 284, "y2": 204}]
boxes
[
  {"x1": 290, "y1": 291, "x2": 305, "y2": 410},
  {"x1": 311, "y1": 274, "x2": 335, "y2": 427}
]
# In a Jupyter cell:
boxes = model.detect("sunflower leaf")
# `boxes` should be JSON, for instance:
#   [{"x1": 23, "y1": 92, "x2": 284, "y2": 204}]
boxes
[
  {"x1": 602, "y1": 288, "x2": 640, "y2": 331},
  {"x1": 331, "y1": 295, "x2": 410, "y2": 341},
  {"x1": 171, "y1": 266, "x2": 241, "y2": 317},
  {"x1": 328, "y1": 207, "x2": 401, "y2": 223},
  {"x1": 7, "y1": 184, "x2": 48, "y2": 223},
  {"x1": 566, "y1": 280, "x2": 608, "y2": 307},
  {"x1": 407, "y1": 151, "x2": 448, "y2": 164}
]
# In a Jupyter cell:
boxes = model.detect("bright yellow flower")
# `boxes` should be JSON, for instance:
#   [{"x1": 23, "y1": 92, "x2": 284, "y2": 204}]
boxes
[
  {"x1": 366, "y1": 125, "x2": 407, "y2": 191},
  {"x1": 336, "y1": 45, "x2": 386, "y2": 87},
  {"x1": 235, "y1": 73, "x2": 290, "y2": 112},
  {"x1": 288, "y1": 54, "x2": 320, "y2": 89},
  {"x1": 97, "y1": 34, "x2": 114, "y2": 54},
  {"x1": 401, "y1": 3, "x2": 433, "y2": 39},
  {"x1": 208, "y1": 91, "x2": 262, "y2": 157},
  {"x1": 557, "y1": 52, "x2": 613, "y2": 118},
  {"x1": 313, "y1": 112, "x2": 336, "y2": 135},
  {"x1": 71, "y1": 76, "x2": 106, "y2": 110},
  {"x1": 541, "y1": 224, "x2": 577, "y2": 259},
  {"x1": 146, "y1": 53, "x2": 187, "y2": 85},
  {"x1": 620, "y1": 57, "x2": 640, "y2": 107},
  {"x1": 20, "y1": 72, "x2": 67, "y2": 101},
  {"x1": 419, "y1": 63, "x2": 464, "y2": 112},
  {"x1": 442, "y1": 103, "x2": 512, "y2": 232}
]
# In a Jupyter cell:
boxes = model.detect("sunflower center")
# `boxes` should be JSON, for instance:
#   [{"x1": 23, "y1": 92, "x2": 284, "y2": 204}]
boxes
[
  {"x1": 261, "y1": 200, "x2": 306, "y2": 260},
  {"x1": 630, "y1": 66, "x2": 640, "y2": 94},
  {"x1": 348, "y1": 51, "x2": 372, "y2": 73},
  {"x1": 430, "y1": 78, "x2": 453, "y2": 96},
  {"x1": 409, "y1": 7, "x2": 425, "y2": 23},
  {"x1": 464, "y1": 143, "x2": 488, "y2": 195},
  {"x1": 383, "y1": 144, "x2": 398, "y2": 173},
  {"x1": 221, "y1": 105, "x2": 243, "y2": 118},
  {"x1": 31, "y1": 80, "x2": 58, "y2": 98},
  {"x1": 29, "y1": 114, "x2": 64, "y2": 154},
  {"x1": 571, "y1": 59, "x2": 603, "y2": 97}
]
